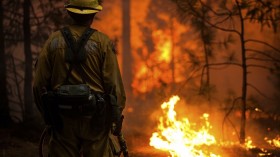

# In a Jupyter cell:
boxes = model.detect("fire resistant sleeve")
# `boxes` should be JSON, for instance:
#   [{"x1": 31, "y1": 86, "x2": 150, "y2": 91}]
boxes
[{"x1": 102, "y1": 40, "x2": 126, "y2": 112}]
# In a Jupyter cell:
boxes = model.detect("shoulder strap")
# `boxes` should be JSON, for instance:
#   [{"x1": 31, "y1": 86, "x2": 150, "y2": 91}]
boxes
[{"x1": 60, "y1": 27, "x2": 95, "y2": 84}]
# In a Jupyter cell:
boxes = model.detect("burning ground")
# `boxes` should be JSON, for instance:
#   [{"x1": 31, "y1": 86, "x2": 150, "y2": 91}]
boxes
[
  {"x1": 123, "y1": 95, "x2": 280, "y2": 157},
  {"x1": 2, "y1": 86, "x2": 280, "y2": 156},
  {"x1": 1, "y1": 0, "x2": 280, "y2": 157},
  {"x1": 2, "y1": 98, "x2": 280, "y2": 157}
]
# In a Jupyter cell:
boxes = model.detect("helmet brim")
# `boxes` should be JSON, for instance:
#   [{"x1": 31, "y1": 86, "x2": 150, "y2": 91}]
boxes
[{"x1": 66, "y1": 6, "x2": 102, "y2": 14}]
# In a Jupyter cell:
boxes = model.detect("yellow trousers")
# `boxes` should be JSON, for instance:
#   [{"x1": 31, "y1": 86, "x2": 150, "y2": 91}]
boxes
[{"x1": 48, "y1": 115, "x2": 114, "y2": 157}]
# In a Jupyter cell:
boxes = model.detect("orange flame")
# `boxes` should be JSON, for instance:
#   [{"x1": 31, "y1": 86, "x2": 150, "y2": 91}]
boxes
[
  {"x1": 244, "y1": 136, "x2": 256, "y2": 149},
  {"x1": 153, "y1": 30, "x2": 172, "y2": 62},
  {"x1": 265, "y1": 135, "x2": 280, "y2": 148},
  {"x1": 131, "y1": 20, "x2": 200, "y2": 94},
  {"x1": 132, "y1": 30, "x2": 173, "y2": 94},
  {"x1": 150, "y1": 96, "x2": 221, "y2": 157}
]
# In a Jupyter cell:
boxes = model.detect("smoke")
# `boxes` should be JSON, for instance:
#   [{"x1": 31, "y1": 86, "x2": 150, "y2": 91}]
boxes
[{"x1": 94, "y1": 0, "x2": 280, "y2": 154}]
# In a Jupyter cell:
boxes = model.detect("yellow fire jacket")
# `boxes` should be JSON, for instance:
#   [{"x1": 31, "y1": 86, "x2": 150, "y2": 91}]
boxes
[{"x1": 33, "y1": 25, "x2": 126, "y2": 113}]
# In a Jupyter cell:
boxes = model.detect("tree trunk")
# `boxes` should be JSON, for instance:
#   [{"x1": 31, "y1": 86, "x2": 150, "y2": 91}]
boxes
[
  {"x1": 23, "y1": 0, "x2": 34, "y2": 120},
  {"x1": 201, "y1": 28, "x2": 211, "y2": 101},
  {"x1": 203, "y1": 0, "x2": 211, "y2": 101},
  {"x1": 0, "y1": 0, "x2": 12, "y2": 127},
  {"x1": 122, "y1": 0, "x2": 132, "y2": 96},
  {"x1": 236, "y1": 0, "x2": 247, "y2": 144}
]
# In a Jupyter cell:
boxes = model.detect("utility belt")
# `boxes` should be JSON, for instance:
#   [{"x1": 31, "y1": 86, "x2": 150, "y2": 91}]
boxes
[
  {"x1": 41, "y1": 84, "x2": 111, "y2": 130},
  {"x1": 55, "y1": 84, "x2": 106, "y2": 116}
]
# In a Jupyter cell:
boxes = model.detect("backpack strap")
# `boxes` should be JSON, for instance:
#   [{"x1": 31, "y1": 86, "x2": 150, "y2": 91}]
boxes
[{"x1": 60, "y1": 27, "x2": 95, "y2": 84}]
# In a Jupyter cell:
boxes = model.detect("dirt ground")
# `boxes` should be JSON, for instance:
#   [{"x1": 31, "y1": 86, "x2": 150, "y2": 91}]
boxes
[
  {"x1": 1, "y1": 124, "x2": 280, "y2": 157},
  {"x1": 0, "y1": 125, "x2": 164, "y2": 157}
]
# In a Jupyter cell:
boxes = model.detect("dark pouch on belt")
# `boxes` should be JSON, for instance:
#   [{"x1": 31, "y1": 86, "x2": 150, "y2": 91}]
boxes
[
  {"x1": 56, "y1": 84, "x2": 99, "y2": 116},
  {"x1": 56, "y1": 84, "x2": 91, "y2": 105}
]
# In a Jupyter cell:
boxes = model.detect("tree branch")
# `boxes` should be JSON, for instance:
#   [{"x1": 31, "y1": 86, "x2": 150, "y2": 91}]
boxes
[
  {"x1": 222, "y1": 97, "x2": 242, "y2": 141},
  {"x1": 198, "y1": 0, "x2": 231, "y2": 17},
  {"x1": 247, "y1": 64, "x2": 272, "y2": 70},
  {"x1": 244, "y1": 17, "x2": 280, "y2": 22},
  {"x1": 246, "y1": 48, "x2": 279, "y2": 61},
  {"x1": 246, "y1": 57, "x2": 280, "y2": 63},
  {"x1": 247, "y1": 83, "x2": 272, "y2": 99},
  {"x1": 213, "y1": 15, "x2": 234, "y2": 26},
  {"x1": 245, "y1": 39, "x2": 280, "y2": 53},
  {"x1": 208, "y1": 62, "x2": 242, "y2": 68},
  {"x1": 183, "y1": 0, "x2": 241, "y2": 35},
  {"x1": 175, "y1": 66, "x2": 203, "y2": 96}
]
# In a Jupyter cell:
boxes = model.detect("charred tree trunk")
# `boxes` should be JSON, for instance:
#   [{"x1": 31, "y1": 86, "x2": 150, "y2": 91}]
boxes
[
  {"x1": 193, "y1": 0, "x2": 212, "y2": 101},
  {"x1": 236, "y1": 0, "x2": 247, "y2": 144},
  {"x1": 122, "y1": 0, "x2": 132, "y2": 95},
  {"x1": 0, "y1": 0, "x2": 12, "y2": 126},
  {"x1": 202, "y1": 0, "x2": 212, "y2": 101},
  {"x1": 201, "y1": 27, "x2": 211, "y2": 101},
  {"x1": 23, "y1": 0, "x2": 34, "y2": 120}
]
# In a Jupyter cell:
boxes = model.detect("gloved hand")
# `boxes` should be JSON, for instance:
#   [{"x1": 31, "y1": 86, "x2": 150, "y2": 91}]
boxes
[
  {"x1": 104, "y1": 94, "x2": 123, "y2": 136},
  {"x1": 111, "y1": 115, "x2": 124, "y2": 136}
]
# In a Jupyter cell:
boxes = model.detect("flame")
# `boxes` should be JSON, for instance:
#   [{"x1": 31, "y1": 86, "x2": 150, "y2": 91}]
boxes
[
  {"x1": 132, "y1": 27, "x2": 192, "y2": 94},
  {"x1": 153, "y1": 30, "x2": 172, "y2": 62},
  {"x1": 132, "y1": 30, "x2": 174, "y2": 93},
  {"x1": 265, "y1": 135, "x2": 280, "y2": 148},
  {"x1": 272, "y1": 137, "x2": 280, "y2": 148},
  {"x1": 244, "y1": 136, "x2": 256, "y2": 149},
  {"x1": 150, "y1": 96, "x2": 220, "y2": 157}
]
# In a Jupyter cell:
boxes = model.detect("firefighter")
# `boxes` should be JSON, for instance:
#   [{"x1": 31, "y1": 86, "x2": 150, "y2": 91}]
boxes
[{"x1": 33, "y1": 0, "x2": 126, "y2": 156}]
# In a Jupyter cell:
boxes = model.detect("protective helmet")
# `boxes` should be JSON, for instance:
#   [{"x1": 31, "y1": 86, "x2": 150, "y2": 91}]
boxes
[{"x1": 65, "y1": 0, "x2": 103, "y2": 14}]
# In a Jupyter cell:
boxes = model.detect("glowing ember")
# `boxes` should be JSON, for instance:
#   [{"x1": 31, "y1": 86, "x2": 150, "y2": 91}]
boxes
[
  {"x1": 244, "y1": 136, "x2": 256, "y2": 149},
  {"x1": 272, "y1": 137, "x2": 280, "y2": 148},
  {"x1": 265, "y1": 136, "x2": 280, "y2": 148},
  {"x1": 150, "y1": 95, "x2": 220, "y2": 157}
]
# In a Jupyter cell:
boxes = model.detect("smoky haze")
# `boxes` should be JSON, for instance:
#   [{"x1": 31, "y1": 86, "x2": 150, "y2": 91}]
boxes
[{"x1": 1, "y1": 0, "x2": 280, "y2": 156}]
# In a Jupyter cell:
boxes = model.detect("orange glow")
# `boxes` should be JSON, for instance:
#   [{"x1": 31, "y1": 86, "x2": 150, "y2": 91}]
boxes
[
  {"x1": 131, "y1": 18, "x2": 203, "y2": 94},
  {"x1": 131, "y1": 28, "x2": 192, "y2": 94},
  {"x1": 153, "y1": 30, "x2": 172, "y2": 62},
  {"x1": 148, "y1": 95, "x2": 275, "y2": 156},
  {"x1": 265, "y1": 136, "x2": 280, "y2": 148},
  {"x1": 244, "y1": 136, "x2": 256, "y2": 150},
  {"x1": 132, "y1": 29, "x2": 175, "y2": 94},
  {"x1": 149, "y1": 96, "x2": 220, "y2": 157}
]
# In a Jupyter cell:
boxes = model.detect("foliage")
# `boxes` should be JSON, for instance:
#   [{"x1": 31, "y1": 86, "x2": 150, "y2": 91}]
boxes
[
  {"x1": 3, "y1": 0, "x2": 69, "y2": 122},
  {"x1": 3, "y1": 0, "x2": 68, "y2": 53},
  {"x1": 243, "y1": 0, "x2": 280, "y2": 32},
  {"x1": 169, "y1": 0, "x2": 280, "y2": 143},
  {"x1": 133, "y1": 0, "x2": 206, "y2": 96}
]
